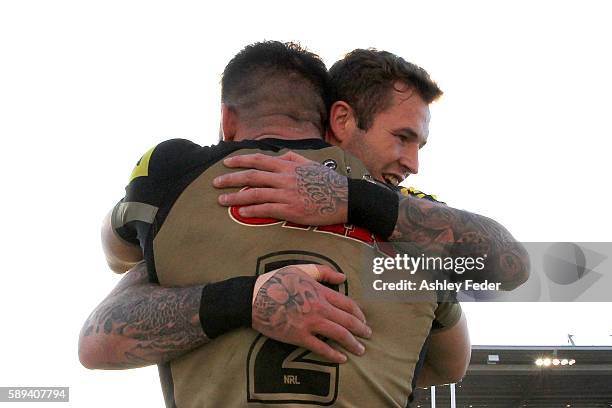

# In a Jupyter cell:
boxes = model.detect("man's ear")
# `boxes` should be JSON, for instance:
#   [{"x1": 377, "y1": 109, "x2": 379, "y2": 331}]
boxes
[
  {"x1": 221, "y1": 104, "x2": 238, "y2": 142},
  {"x1": 328, "y1": 101, "x2": 357, "y2": 145}
]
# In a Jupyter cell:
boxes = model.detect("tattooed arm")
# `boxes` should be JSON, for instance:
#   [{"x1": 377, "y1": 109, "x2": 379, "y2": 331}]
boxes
[
  {"x1": 390, "y1": 192, "x2": 530, "y2": 290},
  {"x1": 78, "y1": 262, "x2": 207, "y2": 369},
  {"x1": 215, "y1": 151, "x2": 530, "y2": 289},
  {"x1": 78, "y1": 263, "x2": 370, "y2": 369},
  {"x1": 214, "y1": 151, "x2": 348, "y2": 226}
]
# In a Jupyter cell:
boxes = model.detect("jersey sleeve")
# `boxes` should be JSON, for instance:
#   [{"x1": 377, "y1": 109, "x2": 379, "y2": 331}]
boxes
[
  {"x1": 431, "y1": 302, "x2": 462, "y2": 333},
  {"x1": 398, "y1": 186, "x2": 444, "y2": 204},
  {"x1": 111, "y1": 138, "x2": 201, "y2": 246}
]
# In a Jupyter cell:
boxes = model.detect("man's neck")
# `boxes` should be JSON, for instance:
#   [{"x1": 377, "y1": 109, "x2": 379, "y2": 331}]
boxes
[
  {"x1": 250, "y1": 132, "x2": 320, "y2": 141},
  {"x1": 233, "y1": 118, "x2": 323, "y2": 142}
]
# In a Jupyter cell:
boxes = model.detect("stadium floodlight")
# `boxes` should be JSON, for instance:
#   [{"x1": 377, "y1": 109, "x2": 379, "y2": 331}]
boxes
[{"x1": 536, "y1": 356, "x2": 575, "y2": 368}]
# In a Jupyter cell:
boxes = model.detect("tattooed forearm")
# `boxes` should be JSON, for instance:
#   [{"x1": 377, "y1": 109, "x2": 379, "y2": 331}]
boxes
[
  {"x1": 79, "y1": 263, "x2": 208, "y2": 369},
  {"x1": 391, "y1": 196, "x2": 530, "y2": 290},
  {"x1": 295, "y1": 164, "x2": 348, "y2": 216},
  {"x1": 252, "y1": 267, "x2": 320, "y2": 336}
]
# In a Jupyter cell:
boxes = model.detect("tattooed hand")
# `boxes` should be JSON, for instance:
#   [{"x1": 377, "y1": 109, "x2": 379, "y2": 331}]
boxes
[
  {"x1": 214, "y1": 151, "x2": 348, "y2": 226},
  {"x1": 78, "y1": 262, "x2": 370, "y2": 370},
  {"x1": 295, "y1": 164, "x2": 348, "y2": 216},
  {"x1": 252, "y1": 264, "x2": 371, "y2": 364}
]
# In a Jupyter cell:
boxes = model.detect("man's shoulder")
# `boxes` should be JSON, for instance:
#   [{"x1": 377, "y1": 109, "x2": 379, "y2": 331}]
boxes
[
  {"x1": 124, "y1": 137, "x2": 335, "y2": 196},
  {"x1": 130, "y1": 138, "x2": 229, "y2": 181},
  {"x1": 143, "y1": 138, "x2": 333, "y2": 175},
  {"x1": 125, "y1": 137, "x2": 341, "y2": 194}
]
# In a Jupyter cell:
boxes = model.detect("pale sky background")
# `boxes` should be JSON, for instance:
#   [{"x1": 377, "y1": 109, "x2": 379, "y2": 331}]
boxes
[{"x1": 1, "y1": 0, "x2": 611, "y2": 406}]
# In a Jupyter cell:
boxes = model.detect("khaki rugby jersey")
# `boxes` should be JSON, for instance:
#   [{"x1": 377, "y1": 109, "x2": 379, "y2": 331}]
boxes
[{"x1": 113, "y1": 138, "x2": 461, "y2": 408}]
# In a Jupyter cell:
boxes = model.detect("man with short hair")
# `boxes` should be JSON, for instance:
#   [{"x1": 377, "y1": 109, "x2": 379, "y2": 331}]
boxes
[
  {"x1": 213, "y1": 48, "x2": 528, "y2": 389},
  {"x1": 80, "y1": 41, "x2": 528, "y2": 407},
  {"x1": 329, "y1": 48, "x2": 440, "y2": 187}
]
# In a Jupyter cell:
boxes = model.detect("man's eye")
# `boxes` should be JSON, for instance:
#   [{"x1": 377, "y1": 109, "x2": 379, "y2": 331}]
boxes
[{"x1": 395, "y1": 134, "x2": 408, "y2": 144}]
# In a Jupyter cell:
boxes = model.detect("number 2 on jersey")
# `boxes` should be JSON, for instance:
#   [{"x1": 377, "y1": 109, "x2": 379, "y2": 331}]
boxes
[{"x1": 246, "y1": 251, "x2": 345, "y2": 405}]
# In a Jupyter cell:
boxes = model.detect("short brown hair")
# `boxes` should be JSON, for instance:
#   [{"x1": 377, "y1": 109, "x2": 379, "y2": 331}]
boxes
[{"x1": 329, "y1": 49, "x2": 442, "y2": 130}]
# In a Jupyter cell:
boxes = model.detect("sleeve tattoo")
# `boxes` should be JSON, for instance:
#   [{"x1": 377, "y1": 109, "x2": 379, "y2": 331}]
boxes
[
  {"x1": 391, "y1": 195, "x2": 530, "y2": 289},
  {"x1": 79, "y1": 262, "x2": 208, "y2": 369}
]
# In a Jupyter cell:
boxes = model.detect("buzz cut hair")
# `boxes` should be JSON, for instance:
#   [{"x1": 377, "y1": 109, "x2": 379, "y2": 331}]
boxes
[
  {"x1": 221, "y1": 41, "x2": 330, "y2": 133},
  {"x1": 329, "y1": 48, "x2": 443, "y2": 130}
]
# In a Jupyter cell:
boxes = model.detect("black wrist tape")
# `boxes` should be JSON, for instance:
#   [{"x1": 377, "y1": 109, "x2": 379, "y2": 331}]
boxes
[
  {"x1": 199, "y1": 276, "x2": 257, "y2": 339},
  {"x1": 347, "y1": 179, "x2": 399, "y2": 239}
]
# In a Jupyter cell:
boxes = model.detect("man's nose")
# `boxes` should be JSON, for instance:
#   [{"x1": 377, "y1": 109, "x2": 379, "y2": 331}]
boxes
[{"x1": 400, "y1": 143, "x2": 419, "y2": 176}]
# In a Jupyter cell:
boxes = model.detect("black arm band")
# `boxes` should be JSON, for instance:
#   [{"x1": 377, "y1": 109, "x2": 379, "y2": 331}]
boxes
[
  {"x1": 199, "y1": 276, "x2": 257, "y2": 339},
  {"x1": 347, "y1": 179, "x2": 399, "y2": 239}
]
